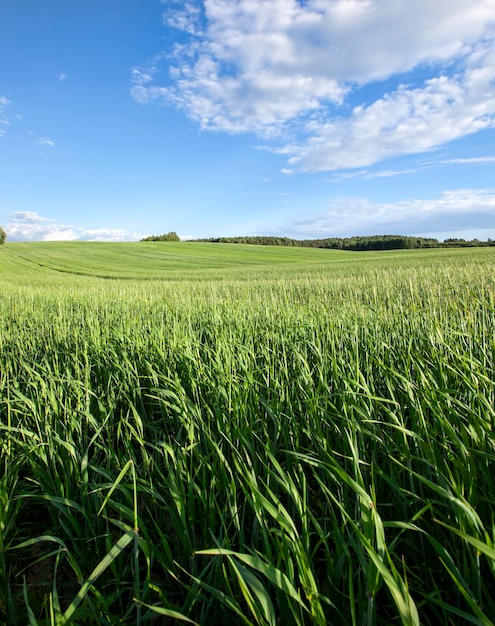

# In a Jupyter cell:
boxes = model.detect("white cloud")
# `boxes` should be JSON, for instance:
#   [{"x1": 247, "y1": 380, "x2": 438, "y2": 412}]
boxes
[
  {"x1": 328, "y1": 154, "x2": 495, "y2": 181},
  {"x1": 37, "y1": 137, "x2": 55, "y2": 147},
  {"x1": 77, "y1": 229, "x2": 143, "y2": 242},
  {"x1": 164, "y1": 1, "x2": 204, "y2": 35},
  {"x1": 329, "y1": 166, "x2": 426, "y2": 182},
  {"x1": 0, "y1": 96, "x2": 11, "y2": 136},
  {"x1": 443, "y1": 156, "x2": 495, "y2": 163},
  {"x1": 283, "y1": 189, "x2": 495, "y2": 237},
  {"x1": 58, "y1": 73, "x2": 67, "y2": 81},
  {"x1": 130, "y1": 62, "x2": 170, "y2": 104},
  {"x1": 13, "y1": 211, "x2": 52, "y2": 223},
  {"x1": 284, "y1": 43, "x2": 495, "y2": 171},
  {"x1": 6, "y1": 211, "x2": 143, "y2": 242},
  {"x1": 133, "y1": 0, "x2": 495, "y2": 170}
]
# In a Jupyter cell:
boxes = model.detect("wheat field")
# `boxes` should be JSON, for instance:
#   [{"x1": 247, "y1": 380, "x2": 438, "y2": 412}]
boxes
[{"x1": 1, "y1": 243, "x2": 494, "y2": 625}]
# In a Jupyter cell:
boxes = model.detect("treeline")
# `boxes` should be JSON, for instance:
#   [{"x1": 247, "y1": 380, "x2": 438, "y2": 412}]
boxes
[
  {"x1": 192, "y1": 235, "x2": 495, "y2": 250},
  {"x1": 141, "y1": 231, "x2": 180, "y2": 242},
  {"x1": 141, "y1": 232, "x2": 495, "y2": 250}
]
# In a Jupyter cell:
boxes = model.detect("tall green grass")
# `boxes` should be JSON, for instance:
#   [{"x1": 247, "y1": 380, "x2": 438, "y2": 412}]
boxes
[{"x1": 0, "y1": 244, "x2": 494, "y2": 624}]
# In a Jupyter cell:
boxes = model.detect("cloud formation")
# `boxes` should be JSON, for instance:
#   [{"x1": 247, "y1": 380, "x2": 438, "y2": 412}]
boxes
[
  {"x1": 37, "y1": 137, "x2": 56, "y2": 147},
  {"x1": 283, "y1": 189, "x2": 495, "y2": 237},
  {"x1": 0, "y1": 96, "x2": 10, "y2": 137},
  {"x1": 443, "y1": 156, "x2": 495, "y2": 164},
  {"x1": 132, "y1": 0, "x2": 495, "y2": 171},
  {"x1": 6, "y1": 211, "x2": 142, "y2": 242},
  {"x1": 283, "y1": 44, "x2": 495, "y2": 171}
]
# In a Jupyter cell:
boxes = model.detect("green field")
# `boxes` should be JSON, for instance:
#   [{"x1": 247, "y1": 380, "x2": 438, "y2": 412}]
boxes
[{"x1": 1, "y1": 242, "x2": 495, "y2": 625}]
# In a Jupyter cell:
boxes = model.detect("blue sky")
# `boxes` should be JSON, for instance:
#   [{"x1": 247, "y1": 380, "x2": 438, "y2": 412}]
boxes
[{"x1": 1, "y1": 0, "x2": 495, "y2": 242}]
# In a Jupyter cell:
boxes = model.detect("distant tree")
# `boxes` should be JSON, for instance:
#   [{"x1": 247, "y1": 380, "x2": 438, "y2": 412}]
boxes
[
  {"x1": 161, "y1": 231, "x2": 180, "y2": 241},
  {"x1": 141, "y1": 231, "x2": 180, "y2": 242},
  {"x1": 0, "y1": 226, "x2": 6, "y2": 245}
]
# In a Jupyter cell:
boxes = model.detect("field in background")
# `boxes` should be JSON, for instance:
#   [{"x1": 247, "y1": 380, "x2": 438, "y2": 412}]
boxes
[
  {"x1": 4, "y1": 240, "x2": 488, "y2": 281},
  {"x1": 1, "y1": 243, "x2": 494, "y2": 625}
]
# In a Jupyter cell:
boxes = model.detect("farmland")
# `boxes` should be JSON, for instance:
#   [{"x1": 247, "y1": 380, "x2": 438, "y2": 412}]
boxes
[{"x1": 1, "y1": 242, "x2": 495, "y2": 625}]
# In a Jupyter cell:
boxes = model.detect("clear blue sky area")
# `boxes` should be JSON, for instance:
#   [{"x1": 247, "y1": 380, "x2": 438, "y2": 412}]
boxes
[{"x1": 1, "y1": 0, "x2": 495, "y2": 241}]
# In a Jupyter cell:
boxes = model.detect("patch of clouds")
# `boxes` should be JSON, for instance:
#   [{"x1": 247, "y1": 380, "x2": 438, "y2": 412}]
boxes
[
  {"x1": 0, "y1": 96, "x2": 11, "y2": 137},
  {"x1": 163, "y1": 1, "x2": 204, "y2": 35},
  {"x1": 58, "y1": 73, "x2": 67, "y2": 81},
  {"x1": 443, "y1": 156, "x2": 495, "y2": 163},
  {"x1": 329, "y1": 165, "x2": 431, "y2": 182},
  {"x1": 328, "y1": 153, "x2": 495, "y2": 181},
  {"x1": 132, "y1": 0, "x2": 495, "y2": 171},
  {"x1": 78, "y1": 229, "x2": 143, "y2": 242},
  {"x1": 37, "y1": 137, "x2": 55, "y2": 147},
  {"x1": 130, "y1": 62, "x2": 169, "y2": 104},
  {"x1": 281, "y1": 189, "x2": 495, "y2": 238},
  {"x1": 5, "y1": 211, "x2": 143, "y2": 242},
  {"x1": 283, "y1": 43, "x2": 495, "y2": 171}
]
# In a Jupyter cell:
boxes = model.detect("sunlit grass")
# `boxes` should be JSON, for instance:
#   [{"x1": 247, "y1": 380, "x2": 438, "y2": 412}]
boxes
[{"x1": 0, "y1": 243, "x2": 494, "y2": 624}]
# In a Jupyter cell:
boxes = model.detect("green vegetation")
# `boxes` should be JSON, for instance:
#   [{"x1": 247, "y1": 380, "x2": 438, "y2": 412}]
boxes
[
  {"x1": 0, "y1": 226, "x2": 6, "y2": 244},
  {"x1": 191, "y1": 233, "x2": 495, "y2": 250},
  {"x1": 1, "y1": 242, "x2": 495, "y2": 625},
  {"x1": 141, "y1": 231, "x2": 180, "y2": 242}
]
